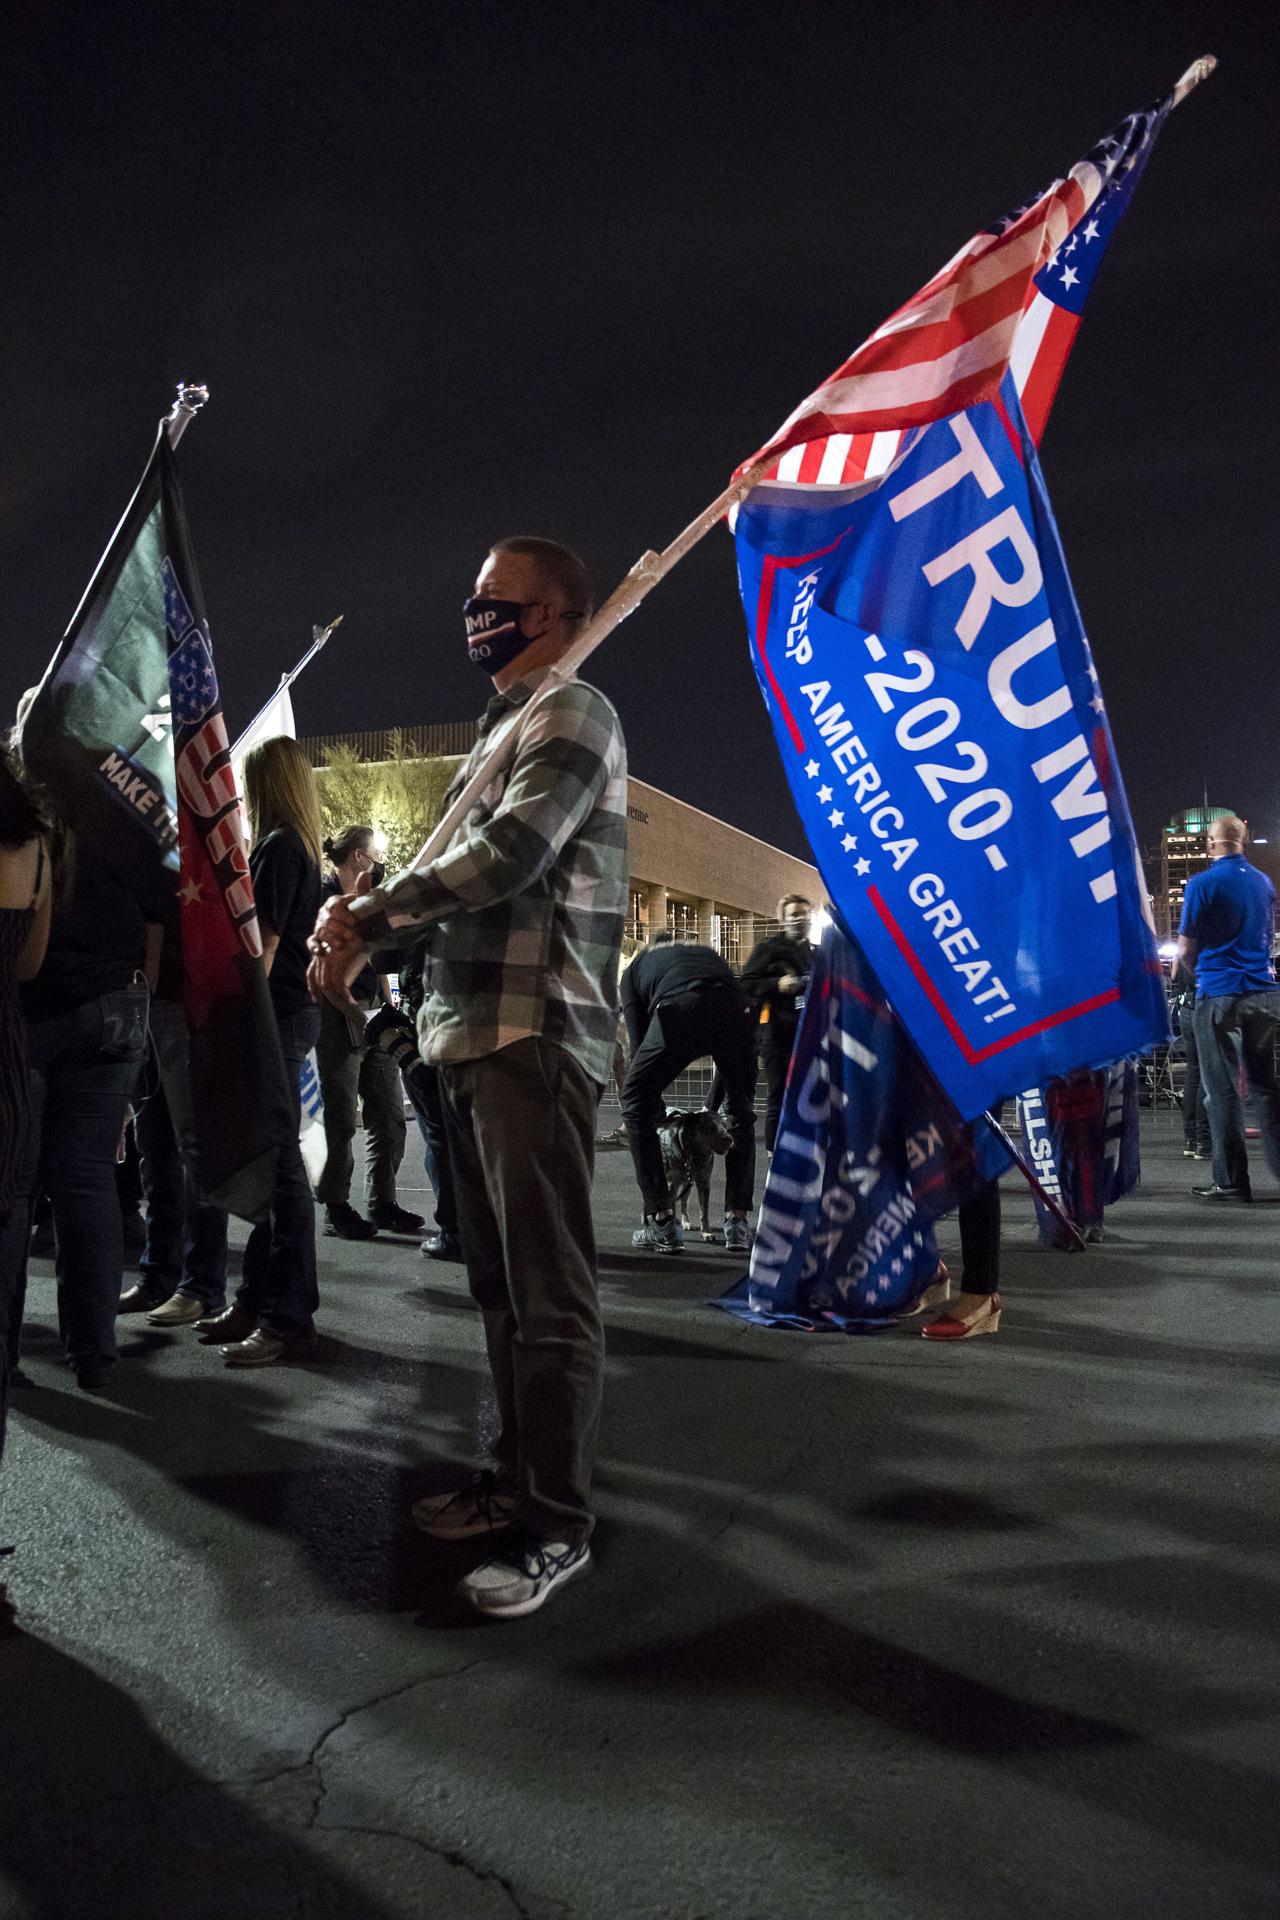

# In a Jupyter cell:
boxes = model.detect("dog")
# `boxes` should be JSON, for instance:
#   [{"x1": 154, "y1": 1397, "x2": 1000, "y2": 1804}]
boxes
[{"x1": 658, "y1": 1106, "x2": 735, "y2": 1241}]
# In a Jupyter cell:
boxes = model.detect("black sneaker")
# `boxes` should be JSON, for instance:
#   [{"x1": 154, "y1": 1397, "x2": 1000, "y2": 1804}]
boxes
[
  {"x1": 1190, "y1": 1184, "x2": 1251, "y2": 1202},
  {"x1": 323, "y1": 1202, "x2": 378, "y2": 1239},
  {"x1": 370, "y1": 1203, "x2": 426, "y2": 1234}
]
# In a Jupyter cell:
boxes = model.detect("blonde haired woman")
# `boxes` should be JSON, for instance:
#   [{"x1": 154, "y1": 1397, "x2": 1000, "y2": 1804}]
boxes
[{"x1": 196, "y1": 737, "x2": 322, "y2": 1366}]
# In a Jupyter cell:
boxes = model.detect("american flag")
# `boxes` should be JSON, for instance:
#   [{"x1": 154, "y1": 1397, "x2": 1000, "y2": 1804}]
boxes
[{"x1": 740, "y1": 98, "x2": 1169, "y2": 488}]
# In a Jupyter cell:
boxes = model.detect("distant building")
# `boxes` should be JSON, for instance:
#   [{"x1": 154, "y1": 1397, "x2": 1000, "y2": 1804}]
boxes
[
  {"x1": 1155, "y1": 805, "x2": 1280, "y2": 939},
  {"x1": 300, "y1": 724, "x2": 822, "y2": 960}
]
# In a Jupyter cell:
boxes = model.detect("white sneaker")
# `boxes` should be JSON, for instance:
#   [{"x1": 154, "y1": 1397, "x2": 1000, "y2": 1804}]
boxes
[{"x1": 456, "y1": 1533, "x2": 592, "y2": 1619}]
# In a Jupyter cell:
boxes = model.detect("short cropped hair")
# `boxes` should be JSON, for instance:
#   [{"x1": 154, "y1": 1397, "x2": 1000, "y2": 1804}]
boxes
[
  {"x1": 490, "y1": 536, "x2": 592, "y2": 620},
  {"x1": 777, "y1": 893, "x2": 812, "y2": 918},
  {"x1": 1211, "y1": 814, "x2": 1248, "y2": 847},
  {"x1": 651, "y1": 927, "x2": 677, "y2": 945}
]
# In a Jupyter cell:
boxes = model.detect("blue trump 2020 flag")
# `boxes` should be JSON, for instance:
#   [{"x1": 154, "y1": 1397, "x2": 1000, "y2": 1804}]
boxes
[
  {"x1": 717, "y1": 921, "x2": 1012, "y2": 1332},
  {"x1": 735, "y1": 375, "x2": 1168, "y2": 1118}
]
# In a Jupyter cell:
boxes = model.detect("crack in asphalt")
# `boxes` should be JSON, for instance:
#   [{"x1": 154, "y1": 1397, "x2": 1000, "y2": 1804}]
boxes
[
  {"x1": 214, "y1": 1656, "x2": 491, "y2": 1796},
  {"x1": 214, "y1": 1656, "x2": 540, "y2": 1914},
  {"x1": 314, "y1": 1819, "x2": 535, "y2": 1918}
]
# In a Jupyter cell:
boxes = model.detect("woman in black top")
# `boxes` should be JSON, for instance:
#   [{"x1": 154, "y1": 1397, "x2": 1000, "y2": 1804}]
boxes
[{"x1": 198, "y1": 737, "x2": 322, "y2": 1366}]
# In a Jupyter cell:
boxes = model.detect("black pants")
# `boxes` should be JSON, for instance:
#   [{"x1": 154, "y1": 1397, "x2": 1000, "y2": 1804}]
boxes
[
  {"x1": 440, "y1": 1038, "x2": 603, "y2": 1546},
  {"x1": 236, "y1": 1005, "x2": 320, "y2": 1338},
  {"x1": 956, "y1": 1182, "x2": 1001, "y2": 1294},
  {"x1": 621, "y1": 988, "x2": 757, "y2": 1215},
  {"x1": 404, "y1": 1058, "x2": 459, "y2": 1236},
  {"x1": 760, "y1": 1017, "x2": 798, "y2": 1153}
]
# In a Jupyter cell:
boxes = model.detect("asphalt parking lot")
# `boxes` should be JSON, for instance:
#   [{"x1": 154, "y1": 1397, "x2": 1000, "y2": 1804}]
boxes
[{"x1": 2, "y1": 1111, "x2": 1278, "y2": 1920}]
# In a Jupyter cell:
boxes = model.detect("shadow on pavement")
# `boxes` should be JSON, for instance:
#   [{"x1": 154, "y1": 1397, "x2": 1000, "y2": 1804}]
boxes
[{"x1": 0, "y1": 1635, "x2": 401, "y2": 1920}]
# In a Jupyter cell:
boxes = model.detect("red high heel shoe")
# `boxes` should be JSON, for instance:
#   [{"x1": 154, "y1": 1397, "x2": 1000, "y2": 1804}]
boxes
[{"x1": 921, "y1": 1291, "x2": 1001, "y2": 1340}]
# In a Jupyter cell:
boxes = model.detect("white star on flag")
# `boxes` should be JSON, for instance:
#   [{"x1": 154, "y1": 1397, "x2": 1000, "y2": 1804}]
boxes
[
  {"x1": 828, "y1": 809, "x2": 844, "y2": 828},
  {"x1": 1083, "y1": 219, "x2": 1100, "y2": 241},
  {"x1": 817, "y1": 785, "x2": 833, "y2": 804},
  {"x1": 805, "y1": 760, "x2": 820, "y2": 779},
  {"x1": 841, "y1": 833, "x2": 858, "y2": 852},
  {"x1": 855, "y1": 857, "x2": 871, "y2": 877},
  {"x1": 1061, "y1": 265, "x2": 1079, "y2": 289},
  {"x1": 1090, "y1": 695, "x2": 1105, "y2": 713},
  {"x1": 179, "y1": 878, "x2": 203, "y2": 907}
]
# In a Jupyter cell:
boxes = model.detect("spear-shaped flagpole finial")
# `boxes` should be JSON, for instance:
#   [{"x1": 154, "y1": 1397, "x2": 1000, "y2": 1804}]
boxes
[
  {"x1": 165, "y1": 382, "x2": 210, "y2": 449},
  {"x1": 1173, "y1": 54, "x2": 1217, "y2": 107},
  {"x1": 312, "y1": 614, "x2": 344, "y2": 647}
]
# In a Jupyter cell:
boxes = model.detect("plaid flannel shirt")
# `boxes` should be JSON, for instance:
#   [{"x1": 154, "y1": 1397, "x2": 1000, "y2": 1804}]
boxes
[{"x1": 354, "y1": 669, "x2": 628, "y2": 1084}]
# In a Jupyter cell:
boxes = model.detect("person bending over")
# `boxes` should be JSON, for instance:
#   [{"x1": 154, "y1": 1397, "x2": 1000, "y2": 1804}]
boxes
[{"x1": 621, "y1": 930, "x2": 757, "y2": 1254}]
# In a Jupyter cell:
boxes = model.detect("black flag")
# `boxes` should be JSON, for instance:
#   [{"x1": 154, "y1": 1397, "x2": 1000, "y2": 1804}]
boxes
[{"x1": 22, "y1": 424, "x2": 291, "y2": 1218}]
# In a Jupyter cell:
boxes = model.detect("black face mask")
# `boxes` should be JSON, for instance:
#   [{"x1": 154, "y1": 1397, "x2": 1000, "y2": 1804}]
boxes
[
  {"x1": 464, "y1": 596, "x2": 539, "y2": 674},
  {"x1": 370, "y1": 862, "x2": 386, "y2": 887}
]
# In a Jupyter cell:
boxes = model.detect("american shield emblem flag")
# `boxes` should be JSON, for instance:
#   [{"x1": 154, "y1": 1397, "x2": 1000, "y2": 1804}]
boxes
[
  {"x1": 732, "y1": 97, "x2": 1174, "y2": 1118},
  {"x1": 22, "y1": 425, "x2": 291, "y2": 1218}
]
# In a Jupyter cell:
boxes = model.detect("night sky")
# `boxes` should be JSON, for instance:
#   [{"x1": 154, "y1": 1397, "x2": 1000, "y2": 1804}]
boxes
[{"x1": 2, "y1": 0, "x2": 1271, "y2": 863}]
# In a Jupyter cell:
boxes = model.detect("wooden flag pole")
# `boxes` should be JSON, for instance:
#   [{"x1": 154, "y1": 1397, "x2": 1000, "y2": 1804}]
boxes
[{"x1": 398, "y1": 52, "x2": 1216, "y2": 876}]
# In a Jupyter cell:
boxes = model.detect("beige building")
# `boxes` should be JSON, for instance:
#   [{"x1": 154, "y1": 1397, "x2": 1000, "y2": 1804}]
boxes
[
  {"x1": 623, "y1": 776, "x2": 820, "y2": 961},
  {"x1": 300, "y1": 723, "x2": 822, "y2": 960}
]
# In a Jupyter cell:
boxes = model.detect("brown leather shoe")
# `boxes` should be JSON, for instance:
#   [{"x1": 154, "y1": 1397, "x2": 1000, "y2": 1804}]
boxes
[
  {"x1": 195, "y1": 1304, "x2": 258, "y2": 1345},
  {"x1": 222, "y1": 1329, "x2": 288, "y2": 1368}
]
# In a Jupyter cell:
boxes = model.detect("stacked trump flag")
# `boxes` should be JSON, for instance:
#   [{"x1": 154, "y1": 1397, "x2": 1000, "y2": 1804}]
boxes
[{"x1": 725, "y1": 92, "x2": 1177, "y2": 1325}]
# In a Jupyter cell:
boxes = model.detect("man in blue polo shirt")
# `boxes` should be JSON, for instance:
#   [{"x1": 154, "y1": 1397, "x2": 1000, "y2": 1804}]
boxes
[{"x1": 1176, "y1": 815, "x2": 1280, "y2": 1201}]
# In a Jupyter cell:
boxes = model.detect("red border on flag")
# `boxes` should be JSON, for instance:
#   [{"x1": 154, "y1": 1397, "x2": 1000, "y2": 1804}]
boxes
[{"x1": 867, "y1": 885, "x2": 1121, "y2": 1064}]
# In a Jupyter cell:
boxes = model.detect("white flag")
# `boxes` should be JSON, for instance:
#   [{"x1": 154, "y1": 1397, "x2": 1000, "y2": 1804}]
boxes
[{"x1": 231, "y1": 680, "x2": 296, "y2": 799}]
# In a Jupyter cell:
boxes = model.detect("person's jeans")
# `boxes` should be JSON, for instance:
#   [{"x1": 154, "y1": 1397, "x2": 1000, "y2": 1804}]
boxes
[
  {"x1": 314, "y1": 999, "x2": 406, "y2": 1211},
  {"x1": 440, "y1": 1038, "x2": 603, "y2": 1545},
  {"x1": 1180, "y1": 1012, "x2": 1211, "y2": 1154},
  {"x1": 236, "y1": 1005, "x2": 320, "y2": 1338},
  {"x1": 0, "y1": 992, "x2": 147, "y2": 1374},
  {"x1": 404, "y1": 1060, "x2": 459, "y2": 1237},
  {"x1": 621, "y1": 988, "x2": 757, "y2": 1215},
  {"x1": 1195, "y1": 991, "x2": 1280, "y2": 1194},
  {"x1": 136, "y1": 1001, "x2": 229, "y2": 1309}
]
